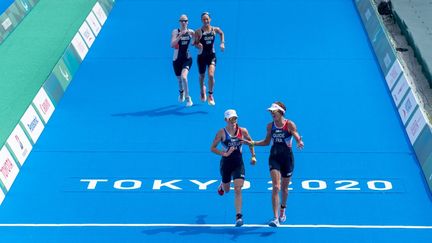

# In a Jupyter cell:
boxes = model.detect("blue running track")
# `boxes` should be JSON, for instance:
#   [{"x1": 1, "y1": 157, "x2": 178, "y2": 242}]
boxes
[{"x1": 1, "y1": 0, "x2": 432, "y2": 242}]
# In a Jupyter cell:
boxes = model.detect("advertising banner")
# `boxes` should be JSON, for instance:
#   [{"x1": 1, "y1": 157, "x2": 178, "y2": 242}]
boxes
[
  {"x1": 53, "y1": 58, "x2": 73, "y2": 91},
  {"x1": 385, "y1": 60, "x2": 403, "y2": 90},
  {"x1": 391, "y1": 75, "x2": 410, "y2": 107},
  {"x1": 33, "y1": 87, "x2": 55, "y2": 124},
  {"x1": 71, "y1": 32, "x2": 89, "y2": 61},
  {"x1": 86, "y1": 11, "x2": 101, "y2": 36},
  {"x1": 6, "y1": 124, "x2": 32, "y2": 166},
  {"x1": 92, "y1": 2, "x2": 107, "y2": 25},
  {"x1": 421, "y1": 153, "x2": 432, "y2": 190},
  {"x1": 1, "y1": 16, "x2": 12, "y2": 31},
  {"x1": 406, "y1": 108, "x2": 427, "y2": 145},
  {"x1": 0, "y1": 146, "x2": 20, "y2": 191},
  {"x1": 20, "y1": 105, "x2": 45, "y2": 144},
  {"x1": 79, "y1": 22, "x2": 96, "y2": 48},
  {"x1": 0, "y1": 189, "x2": 4, "y2": 205},
  {"x1": 398, "y1": 91, "x2": 418, "y2": 125}
]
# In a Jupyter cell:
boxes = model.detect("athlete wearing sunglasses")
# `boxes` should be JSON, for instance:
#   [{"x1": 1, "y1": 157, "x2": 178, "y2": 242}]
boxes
[{"x1": 171, "y1": 14, "x2": 195, "y2": 107}]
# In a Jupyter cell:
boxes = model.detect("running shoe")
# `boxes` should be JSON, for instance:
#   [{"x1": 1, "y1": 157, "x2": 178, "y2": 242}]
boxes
[
  {"x1": 185, "y1": 96, "x2": 193, "y2": 107},
  {"x1": 235, "y1": 218, "x2": 244, "y2": 227},
  {"x1": 217, "y1": 184, "x2": 224, "y2": 196},
  {"x1": 279, "y1": 208, "x2": 286, "y2": 223},
  {"x1": 178, "y1": 90, "x2": 185, "y2": 102},
  {"x1": 268, "y1": 218, "x2": 279, "y2": 227},
  {"x1": 208, "y1": 94, "x2": 215, "y2": 106}
]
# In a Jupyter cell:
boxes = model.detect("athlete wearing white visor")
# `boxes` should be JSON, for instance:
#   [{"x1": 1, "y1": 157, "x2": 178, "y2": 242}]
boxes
[{"x1": 245, "y1": 101, "x2": 304, "y2": 227}]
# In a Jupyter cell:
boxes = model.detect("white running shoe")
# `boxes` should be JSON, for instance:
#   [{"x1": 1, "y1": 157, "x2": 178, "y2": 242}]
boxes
[
  {"x1": 279, "y1": 208, "x2": 286, "y2": 223},
  {"x1": 208, "y1": 94, "x2": 215, "y2": 106},
  {"x1": 185, "y1": 96, "x2": 193, "y2": 107},
  {"x1": 178, "y1": 90, "x2": 185, "y2": 102},
  {"x1": 268, "y1": 218, "x2": 279, "y2": 227},
  {"x1": 235, "y1": 218, "x2": 243, "y2": 227}
]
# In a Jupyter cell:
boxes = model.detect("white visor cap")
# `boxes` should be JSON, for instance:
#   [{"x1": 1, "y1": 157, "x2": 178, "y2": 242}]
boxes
[
  {"x1": 267, "y1": 103, "x2": 285, "y2": 114},
  {"x1": 224, "y1": 109, "x2": 238, "y2": 119}
]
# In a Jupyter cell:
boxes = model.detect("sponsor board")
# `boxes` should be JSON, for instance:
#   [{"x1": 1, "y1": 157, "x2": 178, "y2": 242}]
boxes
[
  {"x1": 79, "y1": 22, "x2": 95, "y2": 48},
  {"x1": 33, "y1": 87, "x2": 55, "y2": 123},
  {"x1": 19, "y1": 0, "x2": 30, "y2": 12},
  {"x1": 406, "y1": 108, "x2": 427, "y2": 144},
  {"x1": 0, "y1": 189, "x2": 4, "y2": 205},
  {"x1": 92, "y1": 2, "x2": 107, "y2": 25},
  {"x1": 398, "y1": 90, "x2": 417, "y2": 125},
  {"x1": 20, "y1": 105, "x2": 44, "y2": 143},
  {"x1": 385, "y1": 60, "x2": 402, "y2": 90},
  {"x1": 53, "y1": 58, "x2": 72, "y2": 90},
  {"x1": 6, "y1": 125, "x2": 32, "y2": 166},
  {"x1": 383, "y1": 53, "x2": 393, "y2": 71},
  {"x1": 62, "y1": 46, "x2": 82, "y2": 76},
  {"x1": 71, "y1": 32, "x2": 88, "y2": 61},
  {"x1": 2, "y1": 18, "x2": 12, "y2": 30},
  {"x1": 391, "y1": 75, "x2": 410, "y2": 107},
  {"x1": 364, "y1": 8, "x2": 372, "y2": 21},
  {"x1": 421, "y1": 154, "x2": 432, "y2": 191},
  {"x1": 86, "y1": 11, "x2": 101, "y2": 36},
  {"x1": 0, "y1": 146, "x2": 20, "y2": 191}
]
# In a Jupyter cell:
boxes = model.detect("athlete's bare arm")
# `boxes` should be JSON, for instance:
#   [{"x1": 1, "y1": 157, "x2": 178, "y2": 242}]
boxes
[
  {"x1": 194, "y1": 28, "x2": 203, "y2": 49},
  {"x1": 211, "y1": 129, "x2": 235, "y2": 156},
  {"x1": 287, "y1": 120, "x2": 304, "y2": 149},
  {"x1": 170, "y1": 29, "x2": 179, "y2": 48},
  {"x1": 215, "y1": 27, "x2": 225, "y2": 51},
  {"x1": 241, "y1": 128, "x2": 257, "y2": 165}
]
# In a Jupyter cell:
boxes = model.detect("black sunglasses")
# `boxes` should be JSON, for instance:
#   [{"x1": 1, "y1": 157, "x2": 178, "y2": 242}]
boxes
[{"x1": 179, "y1": 20, "x2": 188, "y2": 23}]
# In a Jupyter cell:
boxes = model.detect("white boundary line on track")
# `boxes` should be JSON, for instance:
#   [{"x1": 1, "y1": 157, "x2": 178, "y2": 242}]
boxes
[{"x1": 0, "y1": 224, "x2": 431, "y2": 229}]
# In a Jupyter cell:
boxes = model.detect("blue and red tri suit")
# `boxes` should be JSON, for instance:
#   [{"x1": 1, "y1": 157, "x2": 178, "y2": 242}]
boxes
[
  {"x1": 219, "y1": 126, "x2": 245, "y2": 183},
  {"x1": 269, "y1": 120, "x2": 295, "y2": 177}
]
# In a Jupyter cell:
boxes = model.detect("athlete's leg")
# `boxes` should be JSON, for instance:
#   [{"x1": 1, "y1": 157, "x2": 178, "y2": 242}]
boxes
[
  {"x1": 234, "y1": 178, "x2": 244, "y2": 227},
  {"x1": 281, "y1": 176, "x2": 290, "y2": 207},
  {"x1": 199, "y1": 73, "x2": 206, "y2": 100},
  {"x1": 197, "y1": 55, "x2": 207, "y2": 102},
  {"x1": 180, "y1": 69, "x2": 189, "y2": 96},
  {"x1": 280, "y1": 150, "x2": 294, "y2": 220},
  {"x1": 207, "y1": 64, "x2": 216, "y2": 105},
  {"x1": 208, "y1": 64, "x2": 215, "y2": 93},
  {"x1": 279, "y1": 176, "x2": 291, "y2": 223},
  {"x1": 233, "y1": 178, "x2": 244, "y2": 215},
  {"x1": 222, "y1": 181, "x2": 230, "y2": 193},
  {"x1": 176, "y1": 76, "x2": 185, "y2": 102},
  {"x1": 181, "y1": 68, "x2": 193, "y2": 106},
  {"x1": 270, "y1": 169, "x2": 281, "y2": 219}
]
